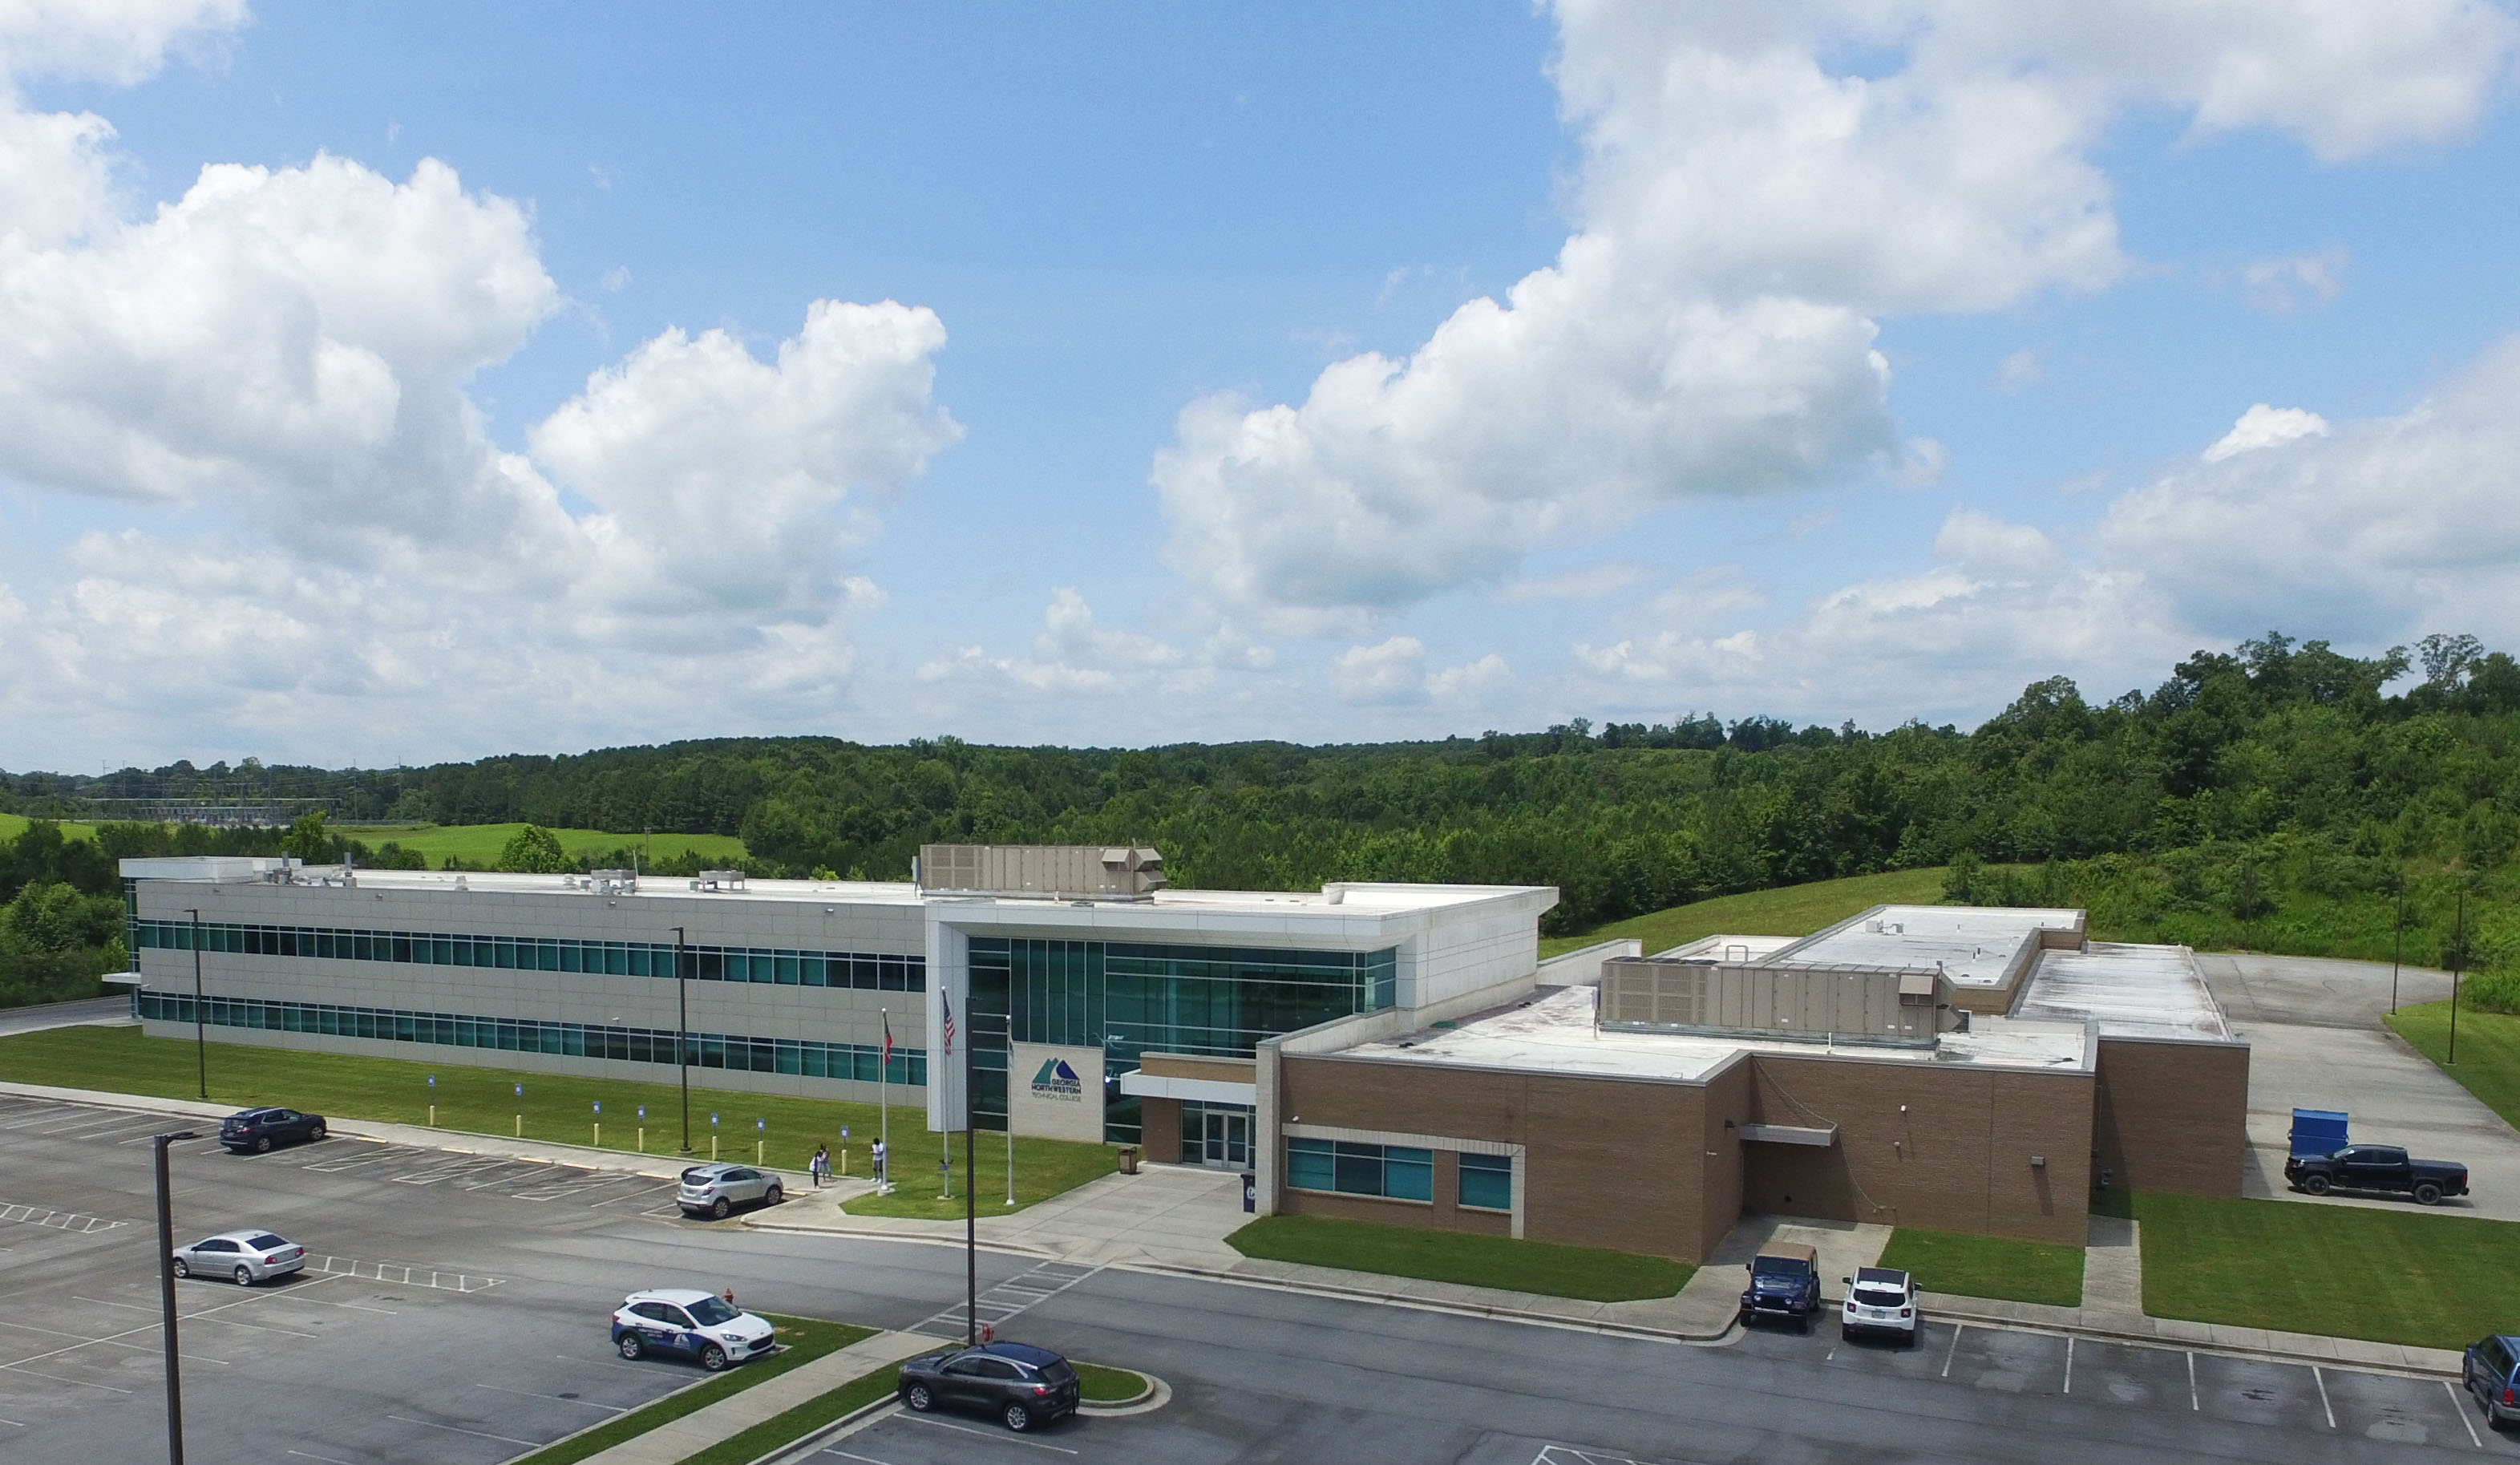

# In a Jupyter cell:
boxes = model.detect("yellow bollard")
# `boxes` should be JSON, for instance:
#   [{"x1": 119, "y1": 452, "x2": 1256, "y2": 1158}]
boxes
[
  {"x1": 593, "y1": 1123, "x2": 601, "y2": 1147},
  {"x1": 711, "y1": 1135, "x2": 718, "y2": 1161},
  {"x1": 756, "y1": 1140, "x2": 764, "y2": 1165},
  {"x1": 637, "y1": 1127, "x2": 645, "y2": 1153},
  {"x1": 839, "y1": 1148, "x2": 847, "y2": 1176},
  {"x1": 514, "y1": 1114, "x2": 521, "y2": 1138},
  {"x1": 427, "y1": 1104, "x2": 435, "y2": 1127}
]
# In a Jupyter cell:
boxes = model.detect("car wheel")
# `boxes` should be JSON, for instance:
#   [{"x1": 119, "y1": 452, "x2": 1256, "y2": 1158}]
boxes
[
  {"x1": 1005, "y1": 1402, "x2": 1034, "y2": 1433},
  {"x1": 618, "y1": 1333, "x2": 644, "y2": 1360},
  {"x1": 905, "y1": 1383, "x2": 934, "y2": 1412},
  {"x1": 699, "y1": 1342, "x2": 729, "y2": 1372},
  {"x1": 253, "y1": 1135, "x2": 273, "y2": 1154},
  {"x1": 172, "y1": 1258, "x2": 190, "y2": 1279},
  {"x1": 233, "y1": 1265, "x2": 255, "y2": 1287},
  {"x1": 2416, "y1": 1182, "x2": 2444, "y2": 1206},
  {"x1": 2301, "y1": 1174, "x2": 2332, "y2": 1196},
  {"x1": 763, "y1": 1184, "x2": 783, "y2": 1207},
  {"x1": 710, "y1": 1197, "x2": 730, "y2": 1220},
  {"x1": 309, "y1": 1123, "x2": 326, "y2": 1142}
]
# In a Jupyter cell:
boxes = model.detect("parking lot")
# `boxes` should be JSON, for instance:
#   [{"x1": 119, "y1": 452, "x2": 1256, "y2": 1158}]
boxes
[{"x1": 3, "y1": 1087, "x2": 2514, "y2": 1464}]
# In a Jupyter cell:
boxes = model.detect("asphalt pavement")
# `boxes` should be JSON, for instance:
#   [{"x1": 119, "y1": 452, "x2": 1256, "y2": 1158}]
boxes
[{"x1": 0, "y1": 1090, "x2": 2509, "y2": 1464}]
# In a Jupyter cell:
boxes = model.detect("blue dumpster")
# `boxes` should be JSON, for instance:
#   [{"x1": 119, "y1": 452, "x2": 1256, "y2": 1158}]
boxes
[{"x1": 2289, "y1": 1107, "x2": 2348, "y2": 1159}]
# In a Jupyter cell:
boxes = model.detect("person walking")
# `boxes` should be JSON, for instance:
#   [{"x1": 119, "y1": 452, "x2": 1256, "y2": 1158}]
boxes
[
  {"x1": 872, "y1": 1135, "x2": 887, "y2": 1188},
  {"x1": 810, "y1": 1143, "x2": 830, "y2": 1188}
]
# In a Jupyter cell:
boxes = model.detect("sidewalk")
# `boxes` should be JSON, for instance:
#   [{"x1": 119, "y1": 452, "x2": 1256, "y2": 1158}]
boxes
[{"x1": 568, "y1": 1328, "x2": 932, "y2": 1465}]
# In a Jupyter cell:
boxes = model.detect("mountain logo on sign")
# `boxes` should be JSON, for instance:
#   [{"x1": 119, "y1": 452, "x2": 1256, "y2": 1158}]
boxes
[{"x1": 1029, "y1": 1058, "x2": 1083, "y2": 1100}]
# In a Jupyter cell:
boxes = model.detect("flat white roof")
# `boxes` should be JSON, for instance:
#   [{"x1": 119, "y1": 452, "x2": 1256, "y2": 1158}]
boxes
[
  {"x1": 2015, "y1": 941, "x2": 2235, "y2": 1042},
  {"x1": 1652, "y1": 933, "x2": 1802, "y2": 961},
  {"x1": 1770, "y1": 904, "x2": 2080, "y2": 987},
  {"x1": 1343, "y1": 984, "x2": 2089, "y2": 1083},
  {"x1": 119, "y1": 860, "x2": 1543, "y2": 918}
]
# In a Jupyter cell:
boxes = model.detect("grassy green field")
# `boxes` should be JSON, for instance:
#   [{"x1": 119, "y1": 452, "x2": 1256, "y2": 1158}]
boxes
[
  {"x1": 0, "y1": 811, "x2": 101, "y2": 842},
  {"x1": 843, "y1": 1130, "x2": 1121, "y2": 1220},
  {"x1": 332, "y1": 822, "x2": 747, "y2": 868},
  {"x1": 1876, "y1": 1226, "x2": 2085, "y2": 1308},
  {"x1": 1226, "y1": 1214, "x2": 1692, "y2": 1301},
  {"x1": 1074, "y1": 1362, "x2": 1151, "y2": 1402},
  {"x1": 673, "y1": 1358, "x2": 901, "y2": 1465},
  {"x1": 1539, "y1": 868, "x2": 1951, "y2": 959},
  {"x1": 2132, "y1": 1189, "x2": 2520, "y2": 1349},
  {"x1": 514, "y1": 1315, "x2": 871, "y2": 1465},
  {"x1": 2387, "y1": 999, "x2": 2520, "y2": 1131},
  {"x1": 0, "y1": 1026, "x2": 1114, "y2": 1210}
]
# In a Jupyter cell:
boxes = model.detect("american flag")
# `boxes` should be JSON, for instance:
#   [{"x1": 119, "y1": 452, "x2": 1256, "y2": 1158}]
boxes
[
  {"x1": 881, "y1": 1012, "x2": 893, "y2": 1069},
  {"x1": 941, "y1": 991, "x2": 954, "y2": 1057}
]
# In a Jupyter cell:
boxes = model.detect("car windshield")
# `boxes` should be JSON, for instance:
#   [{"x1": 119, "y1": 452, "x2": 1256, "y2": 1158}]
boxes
[
  {"x1": 686, "y1": 1297, "x2": 740, "y2": 1326},
  {"x1": 1751, "y1": 1257, "x2": 1808, "y2": 1277},
  {"x1": 245, "y1": 1234, "x2": 288, "y2": 1249}
]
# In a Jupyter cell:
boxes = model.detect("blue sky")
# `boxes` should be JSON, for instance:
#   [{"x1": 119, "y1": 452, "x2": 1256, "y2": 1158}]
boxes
[{"x1": 2, "y1": 2, "x2": 2518, "y2": 768}]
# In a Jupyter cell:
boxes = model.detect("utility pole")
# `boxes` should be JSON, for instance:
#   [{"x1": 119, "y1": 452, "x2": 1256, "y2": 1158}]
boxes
[
  {"x1": 154, "y1": 1130, "x2": 197, "y2": 1464},
  {"x1": 965, "y1": 1018, "x2": 977, "y2": 1346},
  {"x1": 2389, "y1": 869, "x2": 2406, "y2": 1015},
  {"x1": 673, "y1": 926, "x2": 690, "y2": 1153},
  {"x1": 185, "y1": 909, "x2": 205, "y2": 1100},
  {"x1": 2450, "y1": 890, "x2": 2467, "y2": 1066}
]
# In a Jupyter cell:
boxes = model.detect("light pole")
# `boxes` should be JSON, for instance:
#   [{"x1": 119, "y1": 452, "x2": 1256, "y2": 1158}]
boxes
[
  {"x1": 2450, "y1": 890, "x2": 2467, "y2": 1066},
  {"x1": 2389, "y1": 868, "x2": 2406, "y2": 1015},
  {"x1": 965, "y1": 1009, "x2": 977, "y2": 1346},
  {"x1": 154, "y1": 1129, "x2": 198, "y2": 1464},
  {"x1": 673, "y1": 926, "x2": 690, "y2": 1154},
  {"x1": 184, "y1": 909, "x2": 204, "y2": 1101}
]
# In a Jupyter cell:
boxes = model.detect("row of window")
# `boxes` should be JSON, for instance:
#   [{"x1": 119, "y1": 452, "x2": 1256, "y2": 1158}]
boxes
[
  {"x1": 1284, "y1": 1137, "x2": 1511, "y2": 1212},
  {"x1": 135, "y1": 989, "x2": 928, "y2": 1085},
  {"x1": 132, "y1": 917, "x2": 925, "y2": 991}
]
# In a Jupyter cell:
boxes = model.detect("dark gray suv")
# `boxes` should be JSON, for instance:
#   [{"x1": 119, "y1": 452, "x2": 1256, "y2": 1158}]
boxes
[{"x1": 897, "y1": 1342, "x2": 1081, "y2": 1433}]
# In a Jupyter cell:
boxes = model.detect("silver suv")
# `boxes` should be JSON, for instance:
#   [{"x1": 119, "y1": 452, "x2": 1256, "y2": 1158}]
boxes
[{"x1": 679, "y1": 1163, "x2": 782, "y2": 1220}]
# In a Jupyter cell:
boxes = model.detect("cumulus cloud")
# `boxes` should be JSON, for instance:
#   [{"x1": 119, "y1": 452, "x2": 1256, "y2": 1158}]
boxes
[
  {"x1": 1328, "y1": 637, "x2": 1513, "y2": 706},
  {"x1": 1155, "y1": 0, "x2": 2518, "y2": 629},
  {"x1": 2202, "y1": 403, "x2": 2330, "y2": 462},
  {"x1": 0, "y1": 6, "x2": 964, "y2": 761},
  {"x1": 2239, "y1": 245, "x2": 2348, "y2": 314}
]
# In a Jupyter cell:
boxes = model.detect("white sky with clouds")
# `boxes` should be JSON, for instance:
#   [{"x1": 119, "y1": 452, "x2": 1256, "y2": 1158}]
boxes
[{"x1": 2, "y1": 0, "x2": 2518, "y2": 769}]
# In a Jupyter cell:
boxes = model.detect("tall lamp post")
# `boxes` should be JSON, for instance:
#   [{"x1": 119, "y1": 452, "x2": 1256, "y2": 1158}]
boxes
[
  {"x1": 154, "y1": 1128, "x2": 198, "y2": 1464},
  {"x1": 184, "y1": 909, "x2": 204, "y2": 1101},
  {"x1": 673, "y1": 925, "x2": 690, "y2": 1153},
  {"x1": 964, "y1": 1005, "x2": 977, "y2": 1345},
  {"x1": 2450, "y1": 891, "x2": 2468, "y2": 1066}
]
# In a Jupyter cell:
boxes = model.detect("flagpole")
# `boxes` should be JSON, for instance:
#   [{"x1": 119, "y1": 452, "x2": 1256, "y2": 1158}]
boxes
[{"x1": 879, "y1": 1006, "x2": 888, "y2": 1194}]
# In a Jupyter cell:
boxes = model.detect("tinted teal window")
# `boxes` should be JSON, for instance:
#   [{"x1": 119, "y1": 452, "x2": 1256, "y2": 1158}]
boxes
[
  {"x1": 1459, "y1": 1152, "x2": 1511, "y2": 1210},
  {"x1": 1286, "y1": 1137, "x2": 1334, "y2": 1192}
]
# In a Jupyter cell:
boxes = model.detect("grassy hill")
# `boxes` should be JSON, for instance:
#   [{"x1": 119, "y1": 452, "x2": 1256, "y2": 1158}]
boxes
[
  {"x1": 331, "y1": 823, "x2": 746, "y2": 869},
  {"x1": 1539, "y1": 867, "x2": 1950, "y2": 957}
]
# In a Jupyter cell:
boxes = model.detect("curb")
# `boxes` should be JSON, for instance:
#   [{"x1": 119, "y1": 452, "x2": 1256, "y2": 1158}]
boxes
[
  {"x1": 1078, "y1": 1373, "x2": 1169, "y2": 1416},
  {"x1": 744, "y1": 1390, "x2": 902, "y2": 1465}
]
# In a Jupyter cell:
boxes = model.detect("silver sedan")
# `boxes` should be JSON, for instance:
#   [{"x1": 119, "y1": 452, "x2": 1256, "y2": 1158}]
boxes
[{"x1": 172, "y1": 1230, "x2": 306, "y2": 1286}]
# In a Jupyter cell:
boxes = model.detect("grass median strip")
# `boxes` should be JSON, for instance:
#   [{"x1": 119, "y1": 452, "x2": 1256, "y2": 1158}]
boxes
[
  {"x1": 1228, "y1": 1214, "x2": 1692, "y2": 1302},
  {"x1": 1876, "y1": 1225, "x2": 2084, "y2": 1308},
  {"x1": 671, "y1": 1362, "x2": 903, "y2": 1465},
  {"x1": 0, "y1": 1026, "x2": 1110, "y2": 1211},
  {"x1": 516, "y1": 1316, "x2": 872, "y2": 1465},
  {"x1": 2132, "y1": 1188, "x2": 2520, "y2": 1350},
  {"x1": 1075, "y1": 1362, "x2": 1150, "y2": 1403}
]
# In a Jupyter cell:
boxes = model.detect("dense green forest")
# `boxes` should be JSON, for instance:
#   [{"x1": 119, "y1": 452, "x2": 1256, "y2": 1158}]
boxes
[{"x1": 7, "y1": 631, "x2": 2520, "y2": 998}]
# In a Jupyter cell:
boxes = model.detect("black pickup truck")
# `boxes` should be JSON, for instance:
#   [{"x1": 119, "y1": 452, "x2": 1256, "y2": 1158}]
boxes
[{"x1": 2285, "y1": 1144, "x2": 2469, "y2": 1205}]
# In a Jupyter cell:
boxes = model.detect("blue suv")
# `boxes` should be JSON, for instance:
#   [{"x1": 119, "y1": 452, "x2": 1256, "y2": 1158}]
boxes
[
  {"x1": 1738, "y1": 1241, "x2": 1821, "y2": 1332},
  {"x1": 2465, "y1": 1334, "x2": 2520, "y2": 1430}
]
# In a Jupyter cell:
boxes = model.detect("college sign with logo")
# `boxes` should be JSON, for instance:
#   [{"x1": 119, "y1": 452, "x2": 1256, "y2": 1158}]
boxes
[{"x1": 1009, "y1": 1042, "x2": 1104, "y2": 1143}]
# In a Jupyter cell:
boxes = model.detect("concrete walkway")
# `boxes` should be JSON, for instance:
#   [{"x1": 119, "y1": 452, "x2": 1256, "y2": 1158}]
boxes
[
  {"x1": 568, "y1": 1328, "x2": 933, "y2": 1465},
  {"x1": 0, "y1": 994, "x2": 135, "y2": 1037}
]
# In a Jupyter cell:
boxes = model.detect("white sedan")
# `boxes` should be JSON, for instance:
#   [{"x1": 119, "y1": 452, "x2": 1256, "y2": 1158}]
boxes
[
  {"x1": 172, "y1": 1230, "x2": 306, "y2": 1286},
  {"x1": 1841, "y1": 1265, "x2": 1919, "y2": 1343}
]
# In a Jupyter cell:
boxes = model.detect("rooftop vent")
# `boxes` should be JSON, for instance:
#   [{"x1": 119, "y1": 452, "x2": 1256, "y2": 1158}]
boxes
[
  {"x1": 916, "y1": 844, "x2": 1166, "y2": 901},
  {"x1": 690, "y1": 870, "x2": 746, "y2": 892}
]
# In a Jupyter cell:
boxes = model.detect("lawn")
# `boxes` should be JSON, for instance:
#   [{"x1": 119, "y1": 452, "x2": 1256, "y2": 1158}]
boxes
[
  {"x1": 2130, "y1": 1188, "x2": 2520, "y2": 1350},
  {"x1": 330, "y1": 822, "x2": 747, "y2": 870},
  {"x1": 671, "y1": 1358, "x2": 902, "y2": 1465},
  {"x1": 0, "y1": 811, "x2": 101, "y2": 842},
  {"x1": 514, "y1": 1315, "x2": 871, "y2": 1465},
  {"x1": 1226, "y1": 1214, "x2": 1692, "y2": 1302},
  {"x1": 842, "y1": 1129, "x2": 1121, "y2": 1221},
  {"x1": 1074, "y1": 1362, "x2": 1151, "y2": 1402},
  {"x1": 1876, "y1": 1226, "x2": 2085, "y2": 1307},
  {"x1": 2385, "y1": 999, "x2": 2520, "y2": 1131},
  {"x1": 1537, "y1": 868, "x2": 1952, "y2": 959},
  {"x1": 0, "y1": 1026, "x2": 1110, "y2": 1213}
]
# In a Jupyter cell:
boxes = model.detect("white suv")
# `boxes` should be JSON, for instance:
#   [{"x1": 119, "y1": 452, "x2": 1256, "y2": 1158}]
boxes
[
  {"x1": 678, "y1": 1164, "x2": 782, "y2": 1220},
  {"x1": 1841, "y1": 1265, "x2": 1919, "y2": 1343},
  {"x1": 611, "y1": 1289, "x2": 777, "y2": 1371}
]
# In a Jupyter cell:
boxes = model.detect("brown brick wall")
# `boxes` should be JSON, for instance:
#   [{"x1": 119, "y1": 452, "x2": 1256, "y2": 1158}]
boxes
[
  {"x1": 1700, "y1": 1054, "x2": 1751, "y2": 1255},
  {"x1": 2093, "y1": 1038, "x2": 2248, "y2": 1197},
  {"x1": 1741, "y1": 1053, "x2": 2092, "y2": 1244},
  {"x1": 1141, "y1": 1053, "x2": 1256, "y2": 1083},
  {"x1": 1140, "y1": 1096, "x2": 1181, "y2": 1164}
]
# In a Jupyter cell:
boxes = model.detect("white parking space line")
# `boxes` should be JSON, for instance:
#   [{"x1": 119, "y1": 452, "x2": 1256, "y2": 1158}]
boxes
[
  {"x1": 386, "y1": 1413, "x2": 541, "y2": 1447},
  {"x1": 0, "y1": 1414, "x2": 24, "y2": 1427},
  {"x1": 0, "y1": 1318, "x2": 228, "y2": 1364},
  {"x1": 2314, "y1": 1366, "x2": 2336, "y2": 1429},
  {"x1": 2188, "y1": 1351, "x2": 2200, "y2": 1410},
  {"x1": 2062, "y1": 1336, "x2": 2073, "y2": 1394},
  {"x1": 475, "y1": 1382, "x2": 628, "y2": 1412},
  {"x1": 561, "y1": 1353, "x2": 664, "y2": 1375},
  {"x1": 1940, "y1": 1323, "x2": 1962, "y2": 1378},
  {"x1": 0, "y1": 1201, "x2": 129, "y2": 1234},
  {"x1": 898, "y1": 1413, "x2": 1081, "y2": 1454},
  {"x1": 0, "y1": 1362, "x2": 130, "y2": 1394},
  {"x1": 2449, "y1": 1381, "x2": 2486, "y2": 1449},
  {"x1": 285, "y1": 1450, "x2": 356, "y2": 1463},
  {"x1": 825, "y1": 1451, "x2": 894, "y2": 1465}
]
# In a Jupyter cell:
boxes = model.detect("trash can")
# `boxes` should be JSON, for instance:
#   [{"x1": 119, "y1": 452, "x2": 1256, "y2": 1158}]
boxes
[
  {"x1": 1117, "y1": 1145, "x2": 1140, "y2": 1176},
  {"x1": 1240, "y1": 1171, "x2": 1256, "y2": 1213}
]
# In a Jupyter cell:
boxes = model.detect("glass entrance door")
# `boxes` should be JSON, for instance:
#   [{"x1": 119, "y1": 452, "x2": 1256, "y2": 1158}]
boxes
[{"x1": 1200, "y1": 1110, "x2": 1250, "y2": 1167}]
